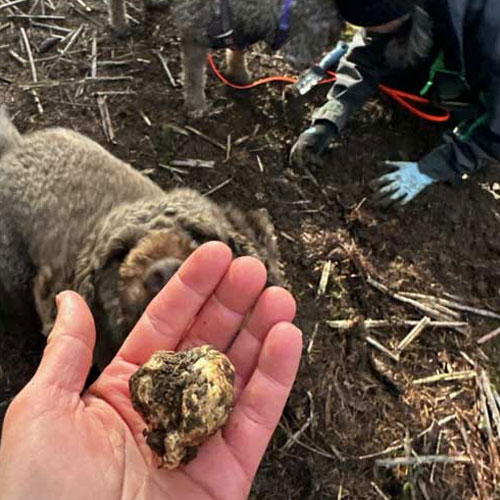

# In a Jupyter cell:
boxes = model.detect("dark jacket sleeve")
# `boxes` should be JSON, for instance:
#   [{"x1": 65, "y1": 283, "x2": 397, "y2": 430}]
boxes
[
  {"x1": 311, "y1": 29, "x2": 394, "y2": 132},
  {"x1": 418, "y1": 0, "x2": 500, "y2": 183},
  {"x1": 419, "y1": 73, "x2": 500, "y2": 183}
]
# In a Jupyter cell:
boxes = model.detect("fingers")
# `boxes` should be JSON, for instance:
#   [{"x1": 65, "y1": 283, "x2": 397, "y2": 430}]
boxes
[
  {"x1": 222, "y1": 322, "x2": 302, "y2": 478},
  {"x1": 117, "y1": 242, "x2": 232, "y2": 365},
  {"x1": 178, "y1": 256, "x2": 267, "y2": 352},
  {"x1": 33, "y1": 291, "x2": 95, "y2": 394},
  {"x1": 227, "y1": 287, "x2": 296, "y2": 393}
]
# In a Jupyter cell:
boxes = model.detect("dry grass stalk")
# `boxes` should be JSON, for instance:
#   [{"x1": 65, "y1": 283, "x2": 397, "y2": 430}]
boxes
[
  {"x1": 184, "y1": 125, "x2": 226, "y2": 151},
  {"x1": 203, "y1": 177, "x2": 232, "y2": 196},
  {"x1": 21, "y1": 75, "x2": 134, "y2": 89},
  {"x1": 400, "y1": 291, "x2": 500, "y2": 320},
  {"x1": 413, "y1": 370, "x2": 476, "y2": 385},
  {"x1": 153, "y1": 50, "x2": 177, "y2": 88},
  {"x1": 477, "y1": 326, "x2": 500, "y2": 345},
  {"x1": 480, "y1": 370, "x2": 500, "y2": 441},
  {"x1": 429, "y1": 429, "x2": 442, "y2": 484},
  {"x1": 306, "y1": 322, "x2": 319, "y2": 357},
  {"x1": 457, "y1": 419, "x2": 487, "y2": 499},
  {"x1": 367, "y1": 277, "x2": 465, "y2": 331},
  {"x1": 96, "y1": 95, "x2": 114, "y2": 142},
  {"x1": 158, "y1": 163, "x2": 188, "y2": 175},
  {"x1": 376, "y1": 455, "x2": 471, "y2": 467},
  {"x1": 19, "y1": 27, "x2": 43, "y2": 114},
  {"x1": 225, "y1": 134, "x2": 231, "y2": 161},
  {"x1": 281, "y1": 391, "x2": 314, "y2": 452},
  {"x1": 327, "y1": 318, "x2": 468, "y2": 330},
  {"x1": 317, "y1": 260, "x2": 332, "y2": 297},
  {"x1": 90, "y1": 33, "x2": 97, "y2": 77},
  {"x1": 366, "y1": 336, "x2": 400, "y2": 362},
  {"x1": 371, "y1": 482, "x2": 391, "y2": 500},
  {"x1": 0, "y1": 0, "x2": 27, "y2": 10},
  {"x1": 170, "y1": 159, "x2": 215, "y2": 169},
  {"x1": 396, "y1": 316, "x2": 431, "y2": 354},
  {"x1": 256, "y1": 154, "x2": 264, "y2": 173}
]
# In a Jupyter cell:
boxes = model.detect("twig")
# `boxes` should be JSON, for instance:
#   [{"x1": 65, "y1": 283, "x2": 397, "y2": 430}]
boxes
[
  {"x1": 366, "y1": 336, "x2": 400, "y2": 363},
  {"x1": 19, "y1": 27, "x2": 43, "y2": 114},
  {"x1": 7, "y1": 13, "x2": 64, "y2": 19},
  {"x1": 281, "y1": 391, "x2": 314, "y2": 452},
  {"x1": 307, "y1": 322, "x2": 319, "y2": 357},
  {"x1": 317, "y1": 260, "x2": 332, "y2": 297},
  {"x1": 96, "y1": 96, "x2": 114, "y2": 142},
  {"x1": 399, "y1": 292, "x2": 500, "y2": 320},
  {"x1": 375, "y1": 455, "x2": 471, "y2": 467},
  {"x1": 413, "y1": 370, "x2": 476, "y2": 385},
  {"x1": 326, "y1": 319, "x2": 468, "y2": 330},
  {"x1": 45, "y1": 23, "x2": 86, "y2": 77},
  {"x1": 371, "y1": 482, "x2": 391, "y2": 500},
  {"x1": 153, "y1": 50, "x2": 177, "y2": 87},
  {"x1": 203, "y1": 177, "x2": 232, "y2": 196},
  {"x1": 170, "y1": 159, "x2": 215, "y2": 169},
  {"x1": 184, "y1": 125, "x2": 225, "y2": 151},
  {"x1": 20, "y1": 75, "x2": 134, "y2": 89},
  {"x1": 158, "y1": 163, "x2": 188, "y2": 175},
  {"x1": 256, "y1": 154, "x2": 264, "y2": 173},
  {"x1": 367, "y1": 277, "x2": 467, "y2": 333},
  {"x1": 0, "y1": 0, "x2": 26, "y2": 10},
  {"x1": 399, "y1": 292, "x2": 462, "y2": 319},
  {"x1": 225, "y1": 134, "x2": 231, "y2": 161},
  {"x1": 396, "y1": 316, "x2": 431, "y2": 354},
  {"x1": 476, "y1": 326, "x2": 500, "y2": 345},
  {"x1": 429, "y1": 429, "x2": 442, "y2": 484},
  {"x1": 90, "y1": 33, "x2": 97, "y2": 77},
  {"x1": 457, "y1": 419, "x2": 486, "y2": 499},
  {"x1": 93, "y1": 91, "x2": 136, "y2": 96},
  {"x1": 31, "y1": 21, "x2": 72, "y2": 34},
  {"x1": 9, "y1": 49, "x2": 27, "y2": 65},
  {"x1": 480, "y1": 369, "x2": 500, "y2": 441}
]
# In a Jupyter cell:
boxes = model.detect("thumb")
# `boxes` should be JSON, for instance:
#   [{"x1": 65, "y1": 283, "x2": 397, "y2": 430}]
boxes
[{"x1": 33, "y1": 291, "x2": 96, "y2": 394}]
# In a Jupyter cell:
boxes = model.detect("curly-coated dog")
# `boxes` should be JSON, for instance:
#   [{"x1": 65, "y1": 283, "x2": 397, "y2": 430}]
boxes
[
  {"x1": 0, "y1": 109, "x2": 283, "y2": 370},
  {"x1": 107, "y1": 0, "x2": 340, "y2": 115}
]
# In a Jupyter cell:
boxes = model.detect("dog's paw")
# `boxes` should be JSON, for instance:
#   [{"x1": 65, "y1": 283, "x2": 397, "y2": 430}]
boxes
[
  {"x1": 185, "y1": 99, "x2": 209, "y2": 118},
  {"x1": 186, "y1": 106, "x2": 209, "y2": 119}
]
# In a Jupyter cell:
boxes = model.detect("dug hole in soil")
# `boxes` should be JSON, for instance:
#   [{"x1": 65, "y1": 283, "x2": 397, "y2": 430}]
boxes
[{"x1": 1, "y1": 2, "x2": 500, "y2": 499}]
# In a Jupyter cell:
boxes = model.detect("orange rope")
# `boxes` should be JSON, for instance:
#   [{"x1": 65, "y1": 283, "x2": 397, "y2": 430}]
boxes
[{"x1": 207, "y1": 54, "x2": 450, "y2": 123}]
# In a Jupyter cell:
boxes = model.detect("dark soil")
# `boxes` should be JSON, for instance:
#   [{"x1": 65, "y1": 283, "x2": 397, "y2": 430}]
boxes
[{"x1": 1, "y1": 2, "x2": 500, "y2": 498}]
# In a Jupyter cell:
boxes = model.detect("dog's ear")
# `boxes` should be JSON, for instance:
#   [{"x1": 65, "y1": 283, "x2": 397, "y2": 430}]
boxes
[{"x1": 74, "y1": 225, "x2": 145, "y2": 304}]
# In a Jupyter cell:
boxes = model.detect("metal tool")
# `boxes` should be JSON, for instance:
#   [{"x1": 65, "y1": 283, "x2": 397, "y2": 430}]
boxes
[{"x1": 293, "y1": 41, "x2": 349, "y2": 95}]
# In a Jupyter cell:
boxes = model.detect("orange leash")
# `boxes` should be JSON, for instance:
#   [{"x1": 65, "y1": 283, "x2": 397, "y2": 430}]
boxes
[{"x1": 207, "y1": 54, "x2": 450, "y2": 123}]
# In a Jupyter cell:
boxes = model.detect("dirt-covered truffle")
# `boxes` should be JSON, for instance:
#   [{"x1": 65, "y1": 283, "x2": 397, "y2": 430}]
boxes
[{"x1": 129, "y1": 345, "x2": 235, "y2": 469}]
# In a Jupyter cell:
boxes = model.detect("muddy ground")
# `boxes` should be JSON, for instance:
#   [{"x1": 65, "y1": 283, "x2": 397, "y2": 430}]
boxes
[{"x1": 1, "y1": 2, "x2": 500, "y2": 499}]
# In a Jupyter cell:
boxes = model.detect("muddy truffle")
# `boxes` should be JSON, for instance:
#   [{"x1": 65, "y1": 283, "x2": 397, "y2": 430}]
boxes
[{"x1": 129, "y1": 345, "x2": 235, "y2": 469}]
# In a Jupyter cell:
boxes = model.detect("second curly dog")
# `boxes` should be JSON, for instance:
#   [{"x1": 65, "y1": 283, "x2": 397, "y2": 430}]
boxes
[{"x1": 0, "y1": 109, "x2": 283, "y2": 369}]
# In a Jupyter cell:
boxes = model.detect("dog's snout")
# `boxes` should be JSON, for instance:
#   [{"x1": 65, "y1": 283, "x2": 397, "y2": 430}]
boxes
[{"x1": 144, "y1": 257, "x2": 182, "y2": 296}]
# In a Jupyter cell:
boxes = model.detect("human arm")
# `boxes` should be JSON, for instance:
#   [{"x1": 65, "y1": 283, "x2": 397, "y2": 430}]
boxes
[{"x1": 0, "y1": 242, "x2": 301, "y2": 500}]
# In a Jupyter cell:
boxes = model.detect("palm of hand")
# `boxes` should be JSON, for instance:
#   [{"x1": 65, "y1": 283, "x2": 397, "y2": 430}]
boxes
[{"x1": 0, "y1": 243, "x2": 301, "y2": 500}]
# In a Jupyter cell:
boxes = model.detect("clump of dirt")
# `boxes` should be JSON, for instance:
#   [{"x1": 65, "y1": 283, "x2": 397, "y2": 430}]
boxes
[{"x1": 1, "y1": 1, "x2": 499, "y2": 498}]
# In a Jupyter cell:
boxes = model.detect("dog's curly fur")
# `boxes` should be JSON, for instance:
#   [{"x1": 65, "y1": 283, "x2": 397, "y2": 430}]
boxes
[
  {"x1": 108, "y1": 0, "x2": 340, "y2": 115},
  {"x1": 0, "y1": 109, "x2": 283, "y2": 369}
]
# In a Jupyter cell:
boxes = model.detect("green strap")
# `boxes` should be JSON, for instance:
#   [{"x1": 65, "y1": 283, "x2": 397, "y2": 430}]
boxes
[{"x1": 420, "y1": 51, "x2": 466, "y2": 97}]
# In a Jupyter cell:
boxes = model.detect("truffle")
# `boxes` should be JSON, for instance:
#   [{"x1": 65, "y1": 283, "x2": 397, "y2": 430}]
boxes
[{"x1": 129, "y1": 345, "x2": 235, "y2": 468}]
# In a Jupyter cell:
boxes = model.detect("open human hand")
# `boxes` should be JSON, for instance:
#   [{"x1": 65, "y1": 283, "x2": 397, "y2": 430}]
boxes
[{"x1": 0, "y1": 242, "x2": 301, "y2": 500}]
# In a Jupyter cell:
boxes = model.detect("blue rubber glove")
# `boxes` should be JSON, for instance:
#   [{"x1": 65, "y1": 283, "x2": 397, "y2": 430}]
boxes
[{"x1": 370, "y1": 161, "x2": 436, "y2": 207}]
